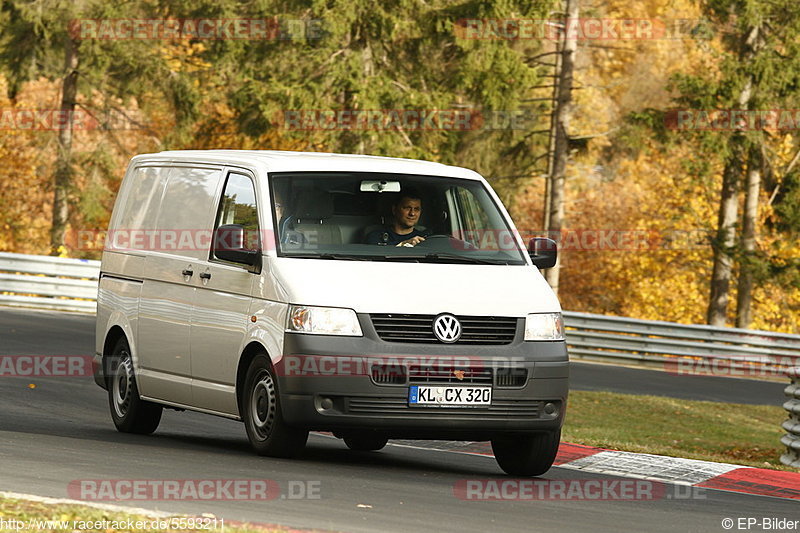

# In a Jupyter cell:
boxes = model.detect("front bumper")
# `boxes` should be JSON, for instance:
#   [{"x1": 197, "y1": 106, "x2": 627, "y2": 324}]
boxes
[{"x1": 276, "y1": 316, "x2": 569, "y2": 439}]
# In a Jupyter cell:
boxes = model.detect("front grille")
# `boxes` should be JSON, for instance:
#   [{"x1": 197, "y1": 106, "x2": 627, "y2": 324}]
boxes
[
  {"x1": 346, "y1": 396, "x2": 541, "y2": 417},
  {"x1": 370, "y1": 314, "x2": 518, "y2": 345},
  {"x1": 371, "y1": 364, "x2": 407, "y2": 385},
  {"x1": 408, "y1": 365, "x2": 493, "y2": 385},
  {"x1": 495, "y1": 367, "x2": 528, "y2": 387},
  {"x1": 370, "y1": 363, "x2": 526, "y2": 387}
]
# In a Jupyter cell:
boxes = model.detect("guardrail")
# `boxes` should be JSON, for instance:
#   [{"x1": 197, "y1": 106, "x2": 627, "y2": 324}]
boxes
[
  {"x1": 0, "y1": 252, "x2": 99, "y2": 313},
  {"x1": 2, "y1": 252, "x2": 799, "y2": 373},
  {"x1": 564, "y1": 311, "x2": 800, "y2": 376},
  {"x1": 782, "y1": 367, "x2": 800, "y2": 468},
  {"x1": 4, "y1": 251, "x2": 800, "y2": 466}
]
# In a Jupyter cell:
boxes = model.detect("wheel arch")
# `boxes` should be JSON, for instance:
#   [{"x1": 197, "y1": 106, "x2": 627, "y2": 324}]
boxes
[
  {"x1": 236, "y1": 341, "x2": 271, "y2": 418},
  {"x1": 102, "y1": 325, "x2": 128, "y2": 388}
]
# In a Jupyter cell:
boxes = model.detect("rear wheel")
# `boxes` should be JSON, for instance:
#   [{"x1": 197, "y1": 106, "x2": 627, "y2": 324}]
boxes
[
  {"x1": 242, "y1": 354, "x2": 308, "y2": 457},
  {"x1": 491, "y1": 430, "x2": 561, "y2": 476},
  {"x1": 107, "y1": 337, "x2": 162, "y2": 434},
  {"x1": 343, "y1": 433, "x2": 388, "y2": 451}
]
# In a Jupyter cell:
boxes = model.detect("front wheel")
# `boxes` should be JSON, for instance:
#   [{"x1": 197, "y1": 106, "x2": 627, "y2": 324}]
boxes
[
  {"x1": 242, "y1": 354, "x2": 308, "y2": 458},
  {"x1": 491, "y1": 430, "x2": 561, "y2": 476},
  {"x1": 107, "y1": 337, "x2": 162, "y2": 434}
]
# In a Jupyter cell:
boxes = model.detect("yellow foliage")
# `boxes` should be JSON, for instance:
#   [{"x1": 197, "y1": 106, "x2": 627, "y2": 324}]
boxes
[
  {"x1": 512, "y1": 0, "x2": 800, "y2": 333},
  {"x1": 0, "y1": 77, "x2": 52, "y2": 254}
]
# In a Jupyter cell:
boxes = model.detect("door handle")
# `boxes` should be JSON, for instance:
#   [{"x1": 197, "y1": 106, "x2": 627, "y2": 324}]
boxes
[
  {"x1": 199, "y1": 272, "x2": 211, "y2": 280},
  {"x1": 182, "y1": 268, "x2": 194, "y2": 276}
]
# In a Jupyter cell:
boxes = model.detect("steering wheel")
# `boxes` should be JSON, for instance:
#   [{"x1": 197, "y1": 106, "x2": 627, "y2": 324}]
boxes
[
  {"x1": 416, "y1": 234, "x2": 451, "y2": 244},
  {"x1": 415, "y1": 234, "x2": 477, "y2": 250}
]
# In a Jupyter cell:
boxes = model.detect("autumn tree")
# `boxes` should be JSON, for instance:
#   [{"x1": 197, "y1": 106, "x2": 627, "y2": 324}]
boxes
[
  {"x1": 184, "y1": 0, "x2": 558, "y2": 196},
  {"x1": 669, "y1": 0, "x2": 800, "y2": 327},
  {"x1": 0, "y1": 0, "x2": 201, "y2": 254}
]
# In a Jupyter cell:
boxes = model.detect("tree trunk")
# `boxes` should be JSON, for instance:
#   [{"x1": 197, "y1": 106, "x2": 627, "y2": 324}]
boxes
[
  {"x1": 706, "y1": 138, "x2": 744, "y2": 327},
  {"x1": 735, "y1": 145, "x2": 762, "y2": 328},
  {"x1": 544, "y1": 0, "x2": 578, "y2": 295},
  {"x1": 706, "y1": 66, "x2": 757, "y2": 326},
  {"x1": 543, "y1": 35, "x2": 562, "y2": 231},
  {"x1": 50, "y1": 36, "x2": 79, "y2": 254}
]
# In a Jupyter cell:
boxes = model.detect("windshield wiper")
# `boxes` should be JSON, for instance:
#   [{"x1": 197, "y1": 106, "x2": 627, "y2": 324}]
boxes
[
  {"x1": 286, "y1": 252, "x2": 512, "y2": 264},
  {"x1": 288, "y1": 253, "x2": 376, "y2": 261},
  {"x1": 389, "y1": 253, "x2": 510, "y2": 265}
]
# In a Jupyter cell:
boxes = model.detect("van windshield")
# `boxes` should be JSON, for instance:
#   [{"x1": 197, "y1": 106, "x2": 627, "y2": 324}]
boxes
[{"x1": 270, "y1": 172, "x2": 526, "y2": 265}]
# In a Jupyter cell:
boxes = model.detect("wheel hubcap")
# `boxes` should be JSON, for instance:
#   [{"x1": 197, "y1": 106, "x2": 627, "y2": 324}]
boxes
[
  {"x1": 112, "y1": 351, "x2": 133, "y2": 418},
  {"x1": 250, "y1": 370, "x2": 276, "y2": 440}
]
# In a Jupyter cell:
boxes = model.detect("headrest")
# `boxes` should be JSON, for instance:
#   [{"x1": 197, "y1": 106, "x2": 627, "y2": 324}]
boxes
[{"x1": 294, "y1": 190, "x2": 334, "y2": 219}]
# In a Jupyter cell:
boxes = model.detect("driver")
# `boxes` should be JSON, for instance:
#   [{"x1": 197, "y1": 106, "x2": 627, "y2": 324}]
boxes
[{"x1": 365, "y1": 190, "x2": 427, "y2": 247}]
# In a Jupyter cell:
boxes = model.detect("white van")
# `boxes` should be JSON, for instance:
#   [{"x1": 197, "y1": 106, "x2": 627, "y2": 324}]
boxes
[{"x1": 94, "y1": 150, "x2": 568, "y2": 476}]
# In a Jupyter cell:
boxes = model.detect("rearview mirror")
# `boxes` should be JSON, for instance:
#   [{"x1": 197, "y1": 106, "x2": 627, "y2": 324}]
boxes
[
  {"x1": 360, "y1": 180, "x2": 401, "y2": 193},
  {"x1": 528, "y1": 238, "x2": 557, "y2": 269},
  {"x1": 214, "y1": 224, "x2": 262, "y2": 273}
]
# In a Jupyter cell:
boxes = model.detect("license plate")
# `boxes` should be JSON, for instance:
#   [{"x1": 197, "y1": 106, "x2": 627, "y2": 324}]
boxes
[{"x1": 408, "y1": 385, "x2": 492, "y2": 406}]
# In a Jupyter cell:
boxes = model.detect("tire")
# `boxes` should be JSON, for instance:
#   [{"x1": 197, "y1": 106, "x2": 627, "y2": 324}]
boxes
[
  {"x1": 343, "y1": 433, "x2": 388, "y2": 451},
  {"x1": 491, "y1": 430, "x2": 561, "y2": 476},
  {"x1": 107, "y1": 337, "x2": 162, "y2": 435},
  {"x1": 242, "y1": 354, "x2": 308, "y2": 458}
]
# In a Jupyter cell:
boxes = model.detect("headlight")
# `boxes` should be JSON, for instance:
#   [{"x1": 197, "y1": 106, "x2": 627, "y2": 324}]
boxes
[
  {"x1": 524, "y1": 312, "x2": 564, "y2": 341},
  {"x1": 287, "y1": 305, "x2": 363, "y2": 336}
]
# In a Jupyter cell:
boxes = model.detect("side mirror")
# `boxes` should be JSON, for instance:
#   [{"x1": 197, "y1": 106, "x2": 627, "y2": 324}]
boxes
[
  {"x1": 214, "y1": 224, "x2": 262, "y2": 272},
  {"x1": 528, "y1": 238, "x2": 557, "y2": 269}
]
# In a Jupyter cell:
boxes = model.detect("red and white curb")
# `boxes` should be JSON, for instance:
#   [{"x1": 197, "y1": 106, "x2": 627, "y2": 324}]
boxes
[{"x1": 387, "y1": 440, "x2": 800, "y2": 501}]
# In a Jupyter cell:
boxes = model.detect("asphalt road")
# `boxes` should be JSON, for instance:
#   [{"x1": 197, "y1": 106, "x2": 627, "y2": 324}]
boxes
[
  {"x1": 0, "y1": 307, "x2": 796, "y2": 532},
  {"x1": 0, "y1": 306, "x2": 784, "y2": 405},
  {"x1": 570, "y1": 360, "x2": 786, "y2": 406}
]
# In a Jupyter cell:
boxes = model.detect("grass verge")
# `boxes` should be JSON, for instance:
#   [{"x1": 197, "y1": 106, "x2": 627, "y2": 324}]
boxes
[
  {"x1": 0, "y1": 496, "x2": 283, "y2": 532},
  {"x1": 563, "y1": 390, "x2": 794, "y2": 471}
]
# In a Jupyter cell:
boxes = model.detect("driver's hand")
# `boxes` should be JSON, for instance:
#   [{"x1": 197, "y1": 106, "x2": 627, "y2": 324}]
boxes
[{"x1": 396, "y1": 236, "x2": 426, "y2": 247}]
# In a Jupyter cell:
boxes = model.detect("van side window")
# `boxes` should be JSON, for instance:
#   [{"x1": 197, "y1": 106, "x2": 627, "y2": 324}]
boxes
[
  {"x1": 154, "y1": 166, "x2": 222, "y2": 259},
  {"x1": 114, "y1": 166, "x2": 171, "y2": 233},
  {"x1": 455, "y1": 187, "x2": 490, "y2": 232},
  {"x1": 452, "y1": 186, "x2": 495, "y2": 250},
  {"x1": 214, "y1": 173, "x2": 260, "y2": 257}
]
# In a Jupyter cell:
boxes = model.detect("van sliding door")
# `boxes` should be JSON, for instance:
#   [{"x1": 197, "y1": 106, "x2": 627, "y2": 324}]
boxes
[
  {"x1": 189, "y1": 170, "x2": 258, "y2": 415},
  {"x1": 137, "y1": 165, "x2": 223, "y2": 406}
]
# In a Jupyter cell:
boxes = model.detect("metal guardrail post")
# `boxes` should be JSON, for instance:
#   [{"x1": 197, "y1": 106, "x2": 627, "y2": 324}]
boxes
[{"x1": 781, "y1": 367, "x2": 800, "y2": 468}]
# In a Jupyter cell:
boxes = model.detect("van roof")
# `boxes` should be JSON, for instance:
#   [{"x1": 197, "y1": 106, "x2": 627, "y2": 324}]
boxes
[{"x1": 131, "y1": 150, "x2": 483, "y2": 180}]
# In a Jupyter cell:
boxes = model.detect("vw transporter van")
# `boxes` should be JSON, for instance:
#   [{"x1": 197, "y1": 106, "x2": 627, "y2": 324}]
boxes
[{"x1": 94, "y1": 150, "x2": 568, "y2": 476}]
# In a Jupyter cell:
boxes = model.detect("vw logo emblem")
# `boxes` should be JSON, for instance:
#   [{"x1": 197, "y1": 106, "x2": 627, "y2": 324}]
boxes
[{"x1": 433, "y1": 314, "x2": 462, "y2": 343}]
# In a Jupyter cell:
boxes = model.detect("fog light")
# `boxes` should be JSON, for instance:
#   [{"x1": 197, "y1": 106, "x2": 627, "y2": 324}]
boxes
[
  {"x1": 320, "y1": 397, "x2": 334, "y2": 410},
  {"x1": 544, "y1": 402, "x2": 557, "y2": 415}
]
